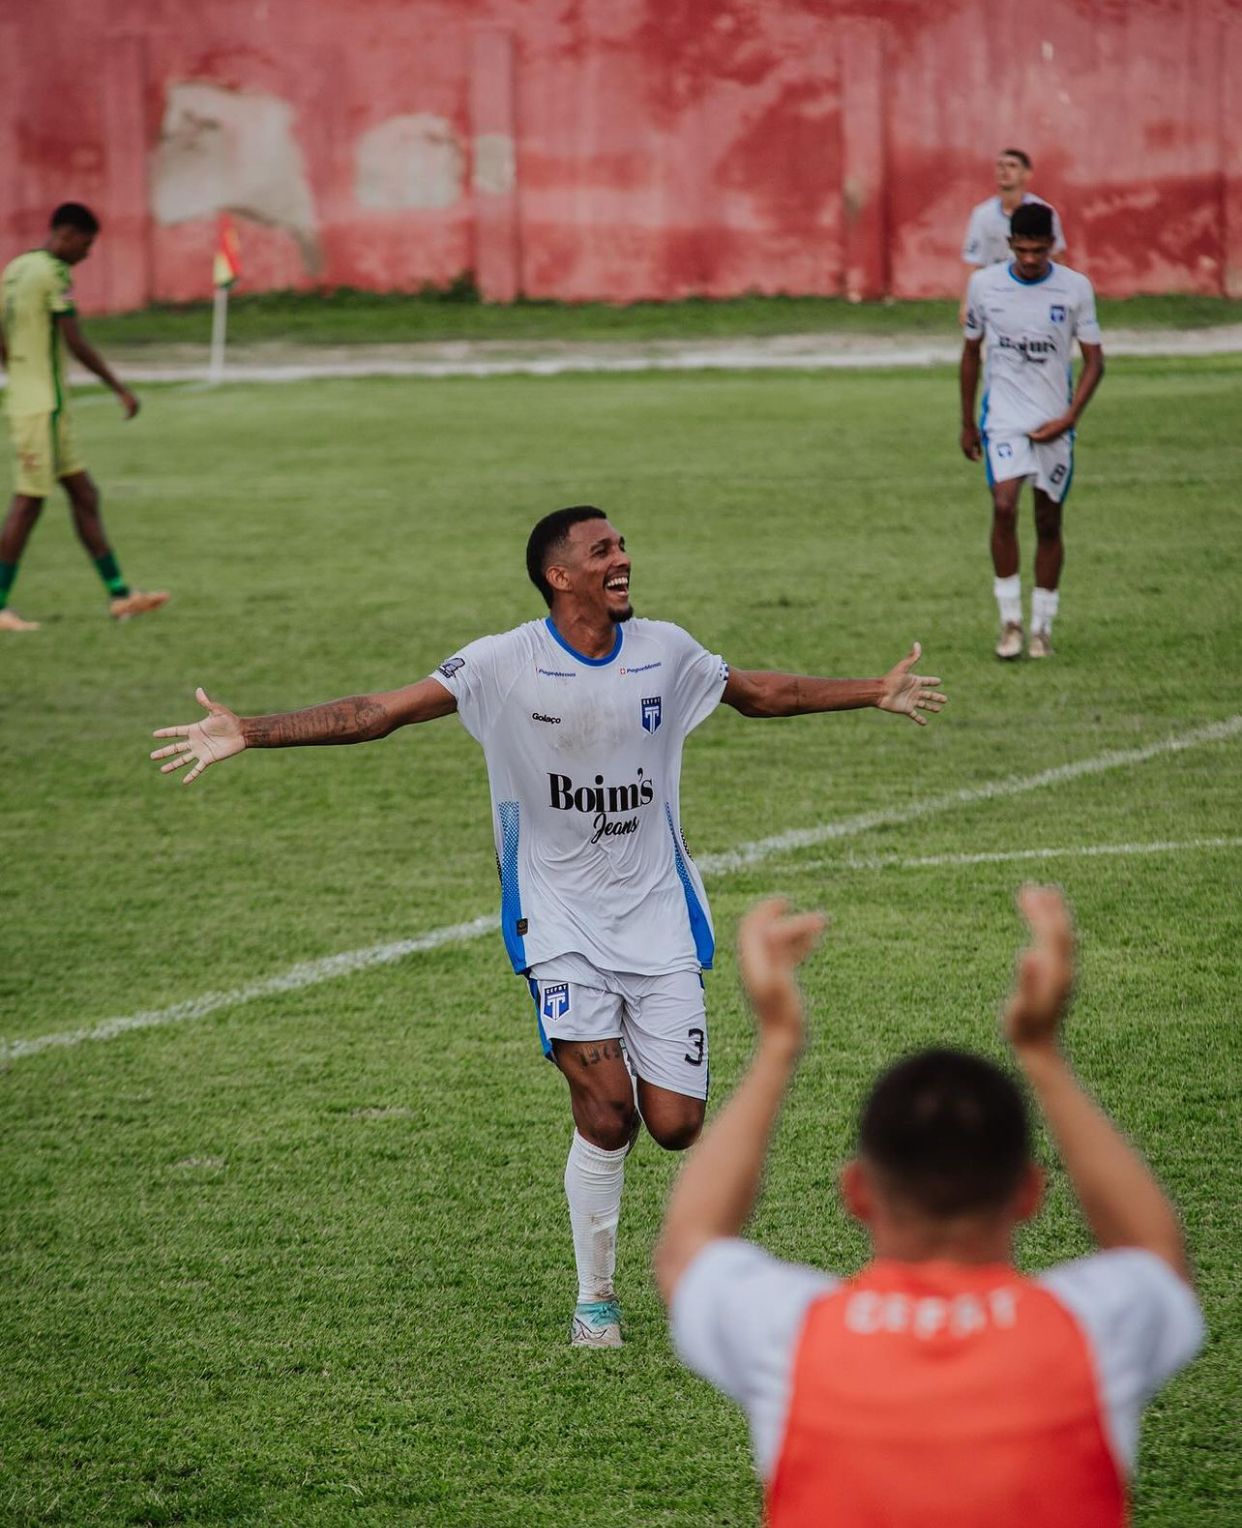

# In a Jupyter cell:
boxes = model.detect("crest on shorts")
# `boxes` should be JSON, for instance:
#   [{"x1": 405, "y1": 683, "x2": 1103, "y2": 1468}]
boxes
[
  {"x1": 996, "y1": 441, "x2": 1013, "y2": 459},
  {"x1": 1049, "y1": 304, "x2": 1066, "y2": 322},
  {"x1": 541, "y1": 983, "x2": 570, "y2": 1022},
  {"x1": 641, "y1": 695, "x2": 662, "y2": 734}
]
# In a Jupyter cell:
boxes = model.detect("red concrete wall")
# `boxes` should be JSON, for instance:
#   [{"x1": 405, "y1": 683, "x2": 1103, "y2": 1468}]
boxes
[{"x1": 4, "y1": 0, "x2": 1239, "y2": 312}]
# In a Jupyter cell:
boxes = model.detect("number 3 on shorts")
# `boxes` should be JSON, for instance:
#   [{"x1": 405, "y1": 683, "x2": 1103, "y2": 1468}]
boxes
[{"x1": 684, "y1": 1027, "x2": 705, "y2": 1066}]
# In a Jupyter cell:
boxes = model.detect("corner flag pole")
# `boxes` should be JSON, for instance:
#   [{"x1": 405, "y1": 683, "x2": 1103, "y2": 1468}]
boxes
[
  {"x1": 208, "y1": 285, "x2": 228, "y2": 385},
  {"x1": 208, "y1": 214, "x2": 241, "y2": 386}
]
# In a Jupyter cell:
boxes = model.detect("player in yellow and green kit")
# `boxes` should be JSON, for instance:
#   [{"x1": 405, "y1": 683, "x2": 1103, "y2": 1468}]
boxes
[{"x1": 0, "y1": 203, "x2": 168, "y2": 631}]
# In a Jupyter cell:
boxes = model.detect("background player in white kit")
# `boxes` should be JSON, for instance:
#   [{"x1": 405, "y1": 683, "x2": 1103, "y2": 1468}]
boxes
[
  {"x1": 960, "y1": 203, "x2": 1105, "y2": 659},
  {"x1": 150, "y1": 505, "x2": 947, "y2": 1347},
  {"x1": 958, "y1": 148, "x2": 1065, "y2": 323}
]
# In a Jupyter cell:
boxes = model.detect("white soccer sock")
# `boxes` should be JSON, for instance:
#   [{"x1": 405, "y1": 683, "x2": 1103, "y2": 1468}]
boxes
[
  {"x1": 993, "y1": 573, "x2": 1022, "y2": 627},
  {"x1": 564, "y1": 1130, "x2": 627, "y2": 1304},
  {"x1": 1031, "y1": 586, "x2": 1060, "y2": 634}
]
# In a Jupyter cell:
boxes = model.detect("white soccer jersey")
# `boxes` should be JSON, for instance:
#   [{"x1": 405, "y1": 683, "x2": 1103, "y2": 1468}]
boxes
[
  {"x1": 964, "y1": 261, "x2": 1102, "y2": 438},
  {"x1": 432, "y1": 616, "x2": 728, "y2": 977},
  {"x1": 961, "y1": 194, "x2": 1066, "y2": 266}
]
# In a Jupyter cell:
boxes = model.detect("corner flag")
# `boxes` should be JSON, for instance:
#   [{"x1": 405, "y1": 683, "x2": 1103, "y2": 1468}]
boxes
[
  {"x1": 213, "y1": 215, "x2": 241, "y2": 289},
  {"x1": 209, "y1": 215, "x2": 241, "y2": 383}
]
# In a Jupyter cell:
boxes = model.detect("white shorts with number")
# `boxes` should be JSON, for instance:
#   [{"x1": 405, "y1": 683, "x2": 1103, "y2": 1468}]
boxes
[
  {"x1": 528, "y1": 955, "x2": 709, "y2": 1101},
  {"x1": 983, "y1": 430, "x2": 1074, "y2": 502}
]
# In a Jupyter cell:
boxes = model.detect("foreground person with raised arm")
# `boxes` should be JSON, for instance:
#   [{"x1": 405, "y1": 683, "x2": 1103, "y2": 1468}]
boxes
[
  {"x1": 151, "y1": 505, "x2": 946, "y2": 1348},
  {"x1": 657, "y1": 889, "x2": 1202, "y2": 1525}
]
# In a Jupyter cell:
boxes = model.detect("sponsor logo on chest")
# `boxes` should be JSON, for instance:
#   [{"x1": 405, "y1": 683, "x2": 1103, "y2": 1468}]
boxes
[{"x1": 547, "y1": 767, "x2": 656, "y2": 845}]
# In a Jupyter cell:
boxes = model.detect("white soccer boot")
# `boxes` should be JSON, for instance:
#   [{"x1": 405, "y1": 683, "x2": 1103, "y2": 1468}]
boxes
[
  {"x1": 570, "y1": 1299, "x2": 623, "y2": 1348},
  {"x1": 1028, "y1": 629, "x2": 1054, "y2": 659},
  {"x1": 995, "y1": 622, "x2": 1024, "y2": 660}
]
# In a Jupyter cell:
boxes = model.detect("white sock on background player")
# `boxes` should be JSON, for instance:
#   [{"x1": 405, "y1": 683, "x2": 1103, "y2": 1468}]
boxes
[
  {"x1": 565, "y1": 1131, "x2": 626, "y2": 1303},
  {"x1": 994, "y1": 573, "x2": 1022, "y2": 627},
  {"x1": 1031, "y1": 587, "x2": 1060, "y2": 634}
]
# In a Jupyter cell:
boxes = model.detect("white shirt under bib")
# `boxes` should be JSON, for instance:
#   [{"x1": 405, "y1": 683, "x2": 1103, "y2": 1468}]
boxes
[
  {"x1": 672, "y1": 1241, "x2": 1203, "y2": 1482},
  {"x1": 964, "y1": 261, "x2": 1102, "y2": 438},
  {"x1": 432, "y1": 616, "x2": 728, "y2": 977}
]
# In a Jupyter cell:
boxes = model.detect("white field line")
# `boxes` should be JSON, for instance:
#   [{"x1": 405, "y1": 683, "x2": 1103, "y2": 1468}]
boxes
[
  {"x1": 695, "y1": 714, "x2": 1242, "y2": 875},
  {"x1": 5, "y1": 715, "x2": 1239, "y2": 1063},
  {"x1": 4, "y1": 917, "x2": 493, "y2": 1062},
  {"x1": 785, "y1": 836, "x2": 1242, "y2": 876}
]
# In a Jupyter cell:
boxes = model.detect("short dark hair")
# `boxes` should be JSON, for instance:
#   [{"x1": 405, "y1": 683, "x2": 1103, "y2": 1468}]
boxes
[
  {"x1": 1010, "y1": 202, "x2": 1053, "y2": 241},
  {"x1": 858, "y1": 1048, "x2": 1030, "y2": 1216},
  {"x1": 526, "y1": 506, "x2": 607, "y2": 606},
  {"x1": 50, "y1": 203, "x2": 100, "y2": 235},
  {"x1": 1000, "y1": 147, "x2": 1032, "y2": 170}
]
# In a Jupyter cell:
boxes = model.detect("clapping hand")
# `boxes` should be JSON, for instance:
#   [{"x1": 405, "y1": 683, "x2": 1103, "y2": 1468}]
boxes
[
  {"x1": 736, "y1": 899, "x2": 828, "y2": 1054},
  {"x1": 1003, "y1": 885, "x2": 1076, "y2": 1052}
]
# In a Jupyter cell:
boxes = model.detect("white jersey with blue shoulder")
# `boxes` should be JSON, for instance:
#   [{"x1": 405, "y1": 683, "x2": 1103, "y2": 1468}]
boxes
[
  {"x1": 431, "y1": 616, "x2": 728, "y2": 978},
  {"x1": 964, "y1": 260, "x2": 1102, "y2": 438}
]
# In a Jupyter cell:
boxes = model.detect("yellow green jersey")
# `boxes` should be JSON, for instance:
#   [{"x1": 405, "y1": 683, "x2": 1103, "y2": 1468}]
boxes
[{"x1": 2, "y1": 250, "x2": 76, "y2": 418}]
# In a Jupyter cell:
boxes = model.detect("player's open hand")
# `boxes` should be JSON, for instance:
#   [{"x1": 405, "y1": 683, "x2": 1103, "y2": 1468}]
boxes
[
  {"x1": 118, "y1": 387, "x2": 140, "y2": 420},
  {"x1": 1029, "y1": 413, "x2": 1074, "y2": 443},
  {"x1": 737, "y1": 898, "x2": 827, "y2": 1053},
  {"x1": 1002, "y1": 885, "x2": 1076, "y2": 1053},
  {"x1": 150, "y1": 687, "x2": 245, "y2": 785},
  {"x1": 960, "y1": 423, "x2": 982, "y2": 461},
  {"x1": 876, "y1": 642, "x2": 947, "y2": 726}
]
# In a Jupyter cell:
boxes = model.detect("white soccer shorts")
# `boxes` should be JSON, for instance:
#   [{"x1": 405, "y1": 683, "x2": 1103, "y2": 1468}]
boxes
[
  {"x1": 984, "y1": 430, "x2": 1074, "y2": 503},
  {"x1": 528, "y1": 960, "x2": 709, "y2": 1101}
]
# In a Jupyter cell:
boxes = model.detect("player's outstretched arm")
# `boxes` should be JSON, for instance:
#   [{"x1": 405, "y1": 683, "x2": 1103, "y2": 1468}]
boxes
[
  {"x1": 654, "y1": 899, "x2": 826, "y2": 1304},
  {"x1": 151, "y1": 678, "x2": 458, "y2": 786},
  {"x1": 1004, "y1": 885, "x2": 1191, "y2": 1283},
  {"x1": 723, "y1": 643, "x2": 946, "y2": 726}
]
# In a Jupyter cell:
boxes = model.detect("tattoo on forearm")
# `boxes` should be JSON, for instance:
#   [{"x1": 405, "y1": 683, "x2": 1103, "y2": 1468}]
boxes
[{"x1": 246, "y1": 696, "x2": 391, "y2": 747}]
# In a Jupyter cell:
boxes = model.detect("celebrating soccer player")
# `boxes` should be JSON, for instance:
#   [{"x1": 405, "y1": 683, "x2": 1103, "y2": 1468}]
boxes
[
  {"x1": 0, "y1": 203, "x2": 168, "y2": 631},
  {"x1": 960, "y1": 202, "x2": 1104, "y2": 660},
  {"x1": 150, "y1": 505, "x2": 946, "y2": 1346}
]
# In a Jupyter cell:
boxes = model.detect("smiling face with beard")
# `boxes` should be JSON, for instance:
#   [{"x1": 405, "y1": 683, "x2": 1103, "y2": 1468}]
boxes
[{"x1": 546, "y1": 517, "x2": 633, "y2": 626}]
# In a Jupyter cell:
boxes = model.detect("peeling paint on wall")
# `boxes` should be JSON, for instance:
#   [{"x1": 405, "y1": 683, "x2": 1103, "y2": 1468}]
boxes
[
  {"x1": 355, "y1": 114, "x2": 465, "y2": 211},
  {"x1": 151, "y1": 83, "x2": 321, "y2": 271},
  {"x1": 473, "y1": 133, "x2": 516, "y2": 197},
  {"x1": 4, "y1": 0, "x2": 1236, "y2": 310}
]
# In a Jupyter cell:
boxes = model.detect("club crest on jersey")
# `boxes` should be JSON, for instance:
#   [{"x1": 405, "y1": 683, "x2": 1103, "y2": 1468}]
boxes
[
  {"x1": 541, "y1": 983, "x2": 570, "y2": 1022},
  {"x1": 641, "y1": 695, "x2": 662, "y2": 733},
  {"x1": 1050, "y1": 304, "x2": 1066, "y2": 322}
]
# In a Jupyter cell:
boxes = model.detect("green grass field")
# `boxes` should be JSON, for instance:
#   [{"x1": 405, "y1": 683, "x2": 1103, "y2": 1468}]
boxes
[{"x1": 2, "y1": 356, "x2": 1239, "y2": 1525}]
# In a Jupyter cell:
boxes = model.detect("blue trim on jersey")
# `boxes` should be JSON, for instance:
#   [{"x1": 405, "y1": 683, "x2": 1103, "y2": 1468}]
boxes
[
  {"x1": 498, "y1": 800, "x2": 527, "y2": 972},
  {"x1": 665, "y1": 805, "x2": 715, "y2": 968},
  {"x1": 1006, "y1": 262, "x2": 1055, "y2": 286},
  {"x1": 544, "y1": 617, "x2": 624, "y2": 667},
  {"x1": 528, "y1": 976, "x2": 554, "y2": 1060}
]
